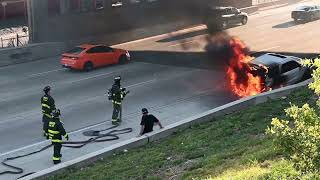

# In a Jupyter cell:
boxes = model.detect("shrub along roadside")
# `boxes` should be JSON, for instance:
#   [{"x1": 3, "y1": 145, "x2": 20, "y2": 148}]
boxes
[
  {"x1": 267, "y1": 58, "x2": 320, "y2": 178},
  {"x1": 47, "y1": 87, "x2": 316, "y2": 180}
]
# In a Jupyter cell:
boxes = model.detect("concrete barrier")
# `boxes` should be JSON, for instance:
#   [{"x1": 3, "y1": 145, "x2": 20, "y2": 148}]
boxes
[
  {"x1": 0, "y1": 42, "x2": 67, "y2": 67},
  {"x1": 257, "y1": 0, "x2": 302, "y2": 9},
  {"x1": 23, "y1": 78, "x2": 312, "y2": 180},
  {"x1": 240, "y1": 6, "x2": 259, "y2": 14}
]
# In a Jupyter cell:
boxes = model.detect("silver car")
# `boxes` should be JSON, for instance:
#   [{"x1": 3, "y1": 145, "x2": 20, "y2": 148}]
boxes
[{"x1": 249, "y1": 53, "x2": 311, "y2": 89}]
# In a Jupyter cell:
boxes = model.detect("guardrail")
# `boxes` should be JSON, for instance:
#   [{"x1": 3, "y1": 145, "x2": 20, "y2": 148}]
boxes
[{"x1": 0, "y1": 34, "x2": 29, "y2": 48}]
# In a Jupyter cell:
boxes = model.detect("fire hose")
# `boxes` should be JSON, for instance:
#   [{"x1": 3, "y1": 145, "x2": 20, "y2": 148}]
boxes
[{"x1": 0, "y1": 124, "x2": 133, "y2": 177}]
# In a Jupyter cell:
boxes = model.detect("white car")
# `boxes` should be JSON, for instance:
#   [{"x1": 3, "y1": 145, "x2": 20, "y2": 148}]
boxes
[{"x1": 248, "y1": 53, "x2": 311, "y2": 89}]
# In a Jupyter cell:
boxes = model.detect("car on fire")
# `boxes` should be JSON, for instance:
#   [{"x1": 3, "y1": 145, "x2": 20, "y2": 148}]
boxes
[
  {"x1": 204, "y1": 6, "x2": 248, "y2": 31},
  {"x1": 248, "y1": 53, "x2": 311, "y2": 90},
  {"x1": 61, "y1": 44, "x2": 130, "y2": 71},
  {"x1": 291, "y1": 5, "x2": 320, "y2": 22}
]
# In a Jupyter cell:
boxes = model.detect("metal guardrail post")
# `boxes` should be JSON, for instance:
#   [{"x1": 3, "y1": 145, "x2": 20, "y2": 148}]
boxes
[
  {"x1": 16, "y1": 34, "x2": 19, "y2": 47},
  {"x1": 1, "y1": 37, "x2": 3, "y2": 48}
]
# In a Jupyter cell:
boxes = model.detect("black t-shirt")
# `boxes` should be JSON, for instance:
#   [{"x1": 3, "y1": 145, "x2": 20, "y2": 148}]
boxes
[{"x1": 140, "y1": 114, "x2": 159, "y2": 134}]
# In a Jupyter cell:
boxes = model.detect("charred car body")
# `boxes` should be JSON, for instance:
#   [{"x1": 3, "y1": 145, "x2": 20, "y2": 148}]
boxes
[
  {"x1": 204, "y1": 6, "x2": 248, "y2": 32},
  {"x1": 248, "y1": 53, "x2": 311, "y2": 90},
  {"x1": 291, "y1": 5, "x2": 320, "y2": 22}
]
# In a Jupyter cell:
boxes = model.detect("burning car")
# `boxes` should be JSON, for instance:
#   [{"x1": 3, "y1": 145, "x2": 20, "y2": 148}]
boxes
[{"x1": 248, "y1": 53, "x2": 311, "y2": 90}]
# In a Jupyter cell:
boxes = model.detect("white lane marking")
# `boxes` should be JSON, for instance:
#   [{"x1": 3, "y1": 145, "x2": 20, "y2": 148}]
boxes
[
  {"x1": 27, "y1": 68, "x2": 64, "y2": 78},
  {"x1": 260, "y1": 46, "x2": 281, "y2": 51},
  {"x1": 63, "y1": 71, "x2": 118, "y2": 84},
  {"x1": 167, "y1": 39, "x2": 198, "y2": 47}
]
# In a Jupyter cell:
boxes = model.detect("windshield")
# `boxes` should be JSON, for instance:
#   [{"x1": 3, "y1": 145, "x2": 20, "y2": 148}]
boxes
[
  {"x1": 295, "y1": 6, "x2": 311, "y2": 11},
  {"x1": 66, "y1": 47, "x2": 85, "y2": 54}
]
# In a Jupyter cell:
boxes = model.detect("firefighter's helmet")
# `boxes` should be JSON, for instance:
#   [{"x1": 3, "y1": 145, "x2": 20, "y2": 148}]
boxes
[
  {"x1": 43, "y1": 86, "x2": 51, "y2": 94},
  {"x1": 52, "y1": 109, "x2": 61, "y2": 118}
]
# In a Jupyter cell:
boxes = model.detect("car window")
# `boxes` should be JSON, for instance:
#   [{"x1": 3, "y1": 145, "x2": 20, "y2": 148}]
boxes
[
  {"x1": 100, "y1": 46, "x2": 114, "y2": 53},
  {"x1": 231, "y1": 8, "x2": 239, "y2": 14},
  {"x1": 281, "y1": 61, "x2": 300, "y2": 73},
  {"x1": 66, "y1": 47, "x2": 85, "y2": 54},
  {"x1": 296, "y1": 6, "x2": 311, "y2": 11},
  {"x1": 226, "y1": 8, "x2": 233, "y2": 15},
  {"x1": 87, "y1": 46, "x2": 113, "y2": 53}
]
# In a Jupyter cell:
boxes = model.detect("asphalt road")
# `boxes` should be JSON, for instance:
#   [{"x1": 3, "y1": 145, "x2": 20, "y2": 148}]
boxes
[{"x1": 0, "y1": 0, "x2": 319, "y2": 165}]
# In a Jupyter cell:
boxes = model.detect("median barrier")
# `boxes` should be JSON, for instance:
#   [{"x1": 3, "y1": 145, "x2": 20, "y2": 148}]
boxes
[
  {"x1": 240, "y1": 6, "x2": 259, "y2": 14},
  {"x1": 0, "y1": 42, "x2": 67, "y2": 67}
]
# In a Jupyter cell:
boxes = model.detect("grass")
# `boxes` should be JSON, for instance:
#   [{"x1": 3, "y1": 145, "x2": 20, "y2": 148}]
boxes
[{"x1": 48, "y1": 87, "x2": 315, "y2": 180}]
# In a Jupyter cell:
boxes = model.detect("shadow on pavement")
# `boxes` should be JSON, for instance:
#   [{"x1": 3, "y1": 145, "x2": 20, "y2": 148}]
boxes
[
  {"x1": 272, "y1": 21, "x2": 300, "y2": 28},
  {"x1": 272, "y1": 19, "x2": 320, "y2": 28},
  {"x1": 131, "y1": 50, "x2": 226, "y2": 70}
]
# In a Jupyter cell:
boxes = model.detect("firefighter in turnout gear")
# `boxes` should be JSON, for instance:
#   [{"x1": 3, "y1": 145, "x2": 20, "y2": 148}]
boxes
[
  {"x1": 41, "y1": 86, "x2": 56, "y2": 136},
  {"x1": 44, "y1": 109, "x2": 69, "y2": 164},
  {"x1": 108, "y1": 76, "x2": 129, "y2": 125}
]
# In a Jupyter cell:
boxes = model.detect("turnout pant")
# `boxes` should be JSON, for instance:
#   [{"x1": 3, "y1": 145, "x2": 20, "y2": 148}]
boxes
[
  {"x1": 112, "y1": 103, "x2": 122, "y2": 123},
  {"x1": 42, "y1": 115, "x2": 51, "y2": 136},
  {"x1": 52, "y1": 142, "x2": 62, "y2": 164}
]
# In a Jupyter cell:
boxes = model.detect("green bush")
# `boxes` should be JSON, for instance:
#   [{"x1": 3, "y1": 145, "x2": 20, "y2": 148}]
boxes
[
  {"x1": 266, "y1": 58, "x2": 320, "y2": 175},
  {"x1": 264, "y1": 160, "x2": 299, "y2": 180}
]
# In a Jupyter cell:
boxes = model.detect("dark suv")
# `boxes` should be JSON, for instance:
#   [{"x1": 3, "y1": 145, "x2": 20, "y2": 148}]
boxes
[
  {"x1": 291, "y1": 5, "x2": 320, "y2": 22},
  {"x1": 204, "y1": 6, "x2": 248, "y2": 31}
]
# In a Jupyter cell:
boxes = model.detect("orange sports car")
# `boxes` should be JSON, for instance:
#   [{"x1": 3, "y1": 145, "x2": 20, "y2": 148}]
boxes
[{"x1": 61, "y1": 44, "x2": 131, "y2": 71}]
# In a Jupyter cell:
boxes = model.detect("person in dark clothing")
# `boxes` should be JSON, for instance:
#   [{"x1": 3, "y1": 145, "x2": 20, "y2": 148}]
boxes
[
  {"x1": 44, "y1": 109, "x2": 69, "y2": 164},
  {"x1": 138, "y1": 108, "x2": 163, "y2": 136},
  {"x1": 108, "y1": 76, "x2": 129, "y2": 125},
  {"x1": 41, "y1": 86, "x2": 56, "y2": 136}
]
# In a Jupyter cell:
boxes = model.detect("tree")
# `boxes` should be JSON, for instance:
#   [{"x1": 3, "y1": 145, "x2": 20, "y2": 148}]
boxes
[{"x1": 267, "y1": 58, "x2": 320, "y2": 174}]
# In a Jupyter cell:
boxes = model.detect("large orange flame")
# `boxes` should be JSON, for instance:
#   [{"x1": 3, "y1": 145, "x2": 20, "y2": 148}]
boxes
[{"x1": 226, "y1": 38, "x2": 265, "y2": 97}]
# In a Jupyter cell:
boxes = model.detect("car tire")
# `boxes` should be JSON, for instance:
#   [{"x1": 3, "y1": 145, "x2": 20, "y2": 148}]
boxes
[
  {"x1": 241, "y1": 17, "x2": 248, "y2": 25},
  {"x1": 301, "y1": 69, "x2": 312, "y2": 81},
  {"x1": 118, "y1": 55, "x2": 128, "y2": 65},
  {"x1": 84, "y1": 62, "x2": 93, "y2": 72},
  {"x1": 309, "y1": 14, "x2": 314, "y2": 22},
  {"x1": 293, "y1": 18, "x2": 298, "y2": 23},
  {"x1": 221, "y1": 21, "x2": 228, "y2": 29},
  {"x1": 265, "y1": 76, "x2": 274, "y2": 89}
]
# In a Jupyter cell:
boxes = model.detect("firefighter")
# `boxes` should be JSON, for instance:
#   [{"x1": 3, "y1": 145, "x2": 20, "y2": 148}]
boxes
[
  {"x1": 41, "y1": 86, "x2": 56, "y2": 136},
  {"x1": 44, "y1": 109, "x2": 69, "y2": 164},
  {"x1": 108, "y1": 76, "x2": 129, "y2": 125}
]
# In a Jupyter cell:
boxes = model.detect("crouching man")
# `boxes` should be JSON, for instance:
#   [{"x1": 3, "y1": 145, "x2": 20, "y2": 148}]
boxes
[{"x1": 138, "y1": 108, "x2": 163, "y2": 137}]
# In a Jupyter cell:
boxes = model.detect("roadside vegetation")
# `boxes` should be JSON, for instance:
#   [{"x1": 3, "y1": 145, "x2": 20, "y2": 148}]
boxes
[{"x1": 49, "y1": 59, "x2": 319, "y2": 180}]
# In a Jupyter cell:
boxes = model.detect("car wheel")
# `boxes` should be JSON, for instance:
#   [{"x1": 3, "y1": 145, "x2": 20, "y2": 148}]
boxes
[
  {"x1": 309, "y1": 14, "x2": 314, "y2": 21},
  {"x1": 221, "y1": 21, "x2": 228, "y2": 29},
  {"x1": 301, "y1": 69, "x2": 312, "y2": 81},
  {"x1": 84, "y1": 62, "x2": 93, "y2": 72},
  {"x1": 293, "y1": 18, "x2": 298, "y2": 23},
  {"x1": 118, "y1": 55, "x2": 128, "y2": 65},
  {"x1": 265, "y1": 76, "x2": 274, "y2": 89},
  {"x1": 241, "y1": 17, "x2": 248, "y2": 25}
]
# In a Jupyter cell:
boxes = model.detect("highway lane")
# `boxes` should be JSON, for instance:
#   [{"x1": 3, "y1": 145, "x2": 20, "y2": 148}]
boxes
[{"x1": 1, "y1": 0, "x2": 319, "y2": 158}]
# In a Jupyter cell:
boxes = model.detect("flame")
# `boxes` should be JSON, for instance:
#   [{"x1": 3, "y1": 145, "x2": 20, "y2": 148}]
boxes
[{"x1": 226, "y1": 38, "x2": 266, "y2": 97}]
